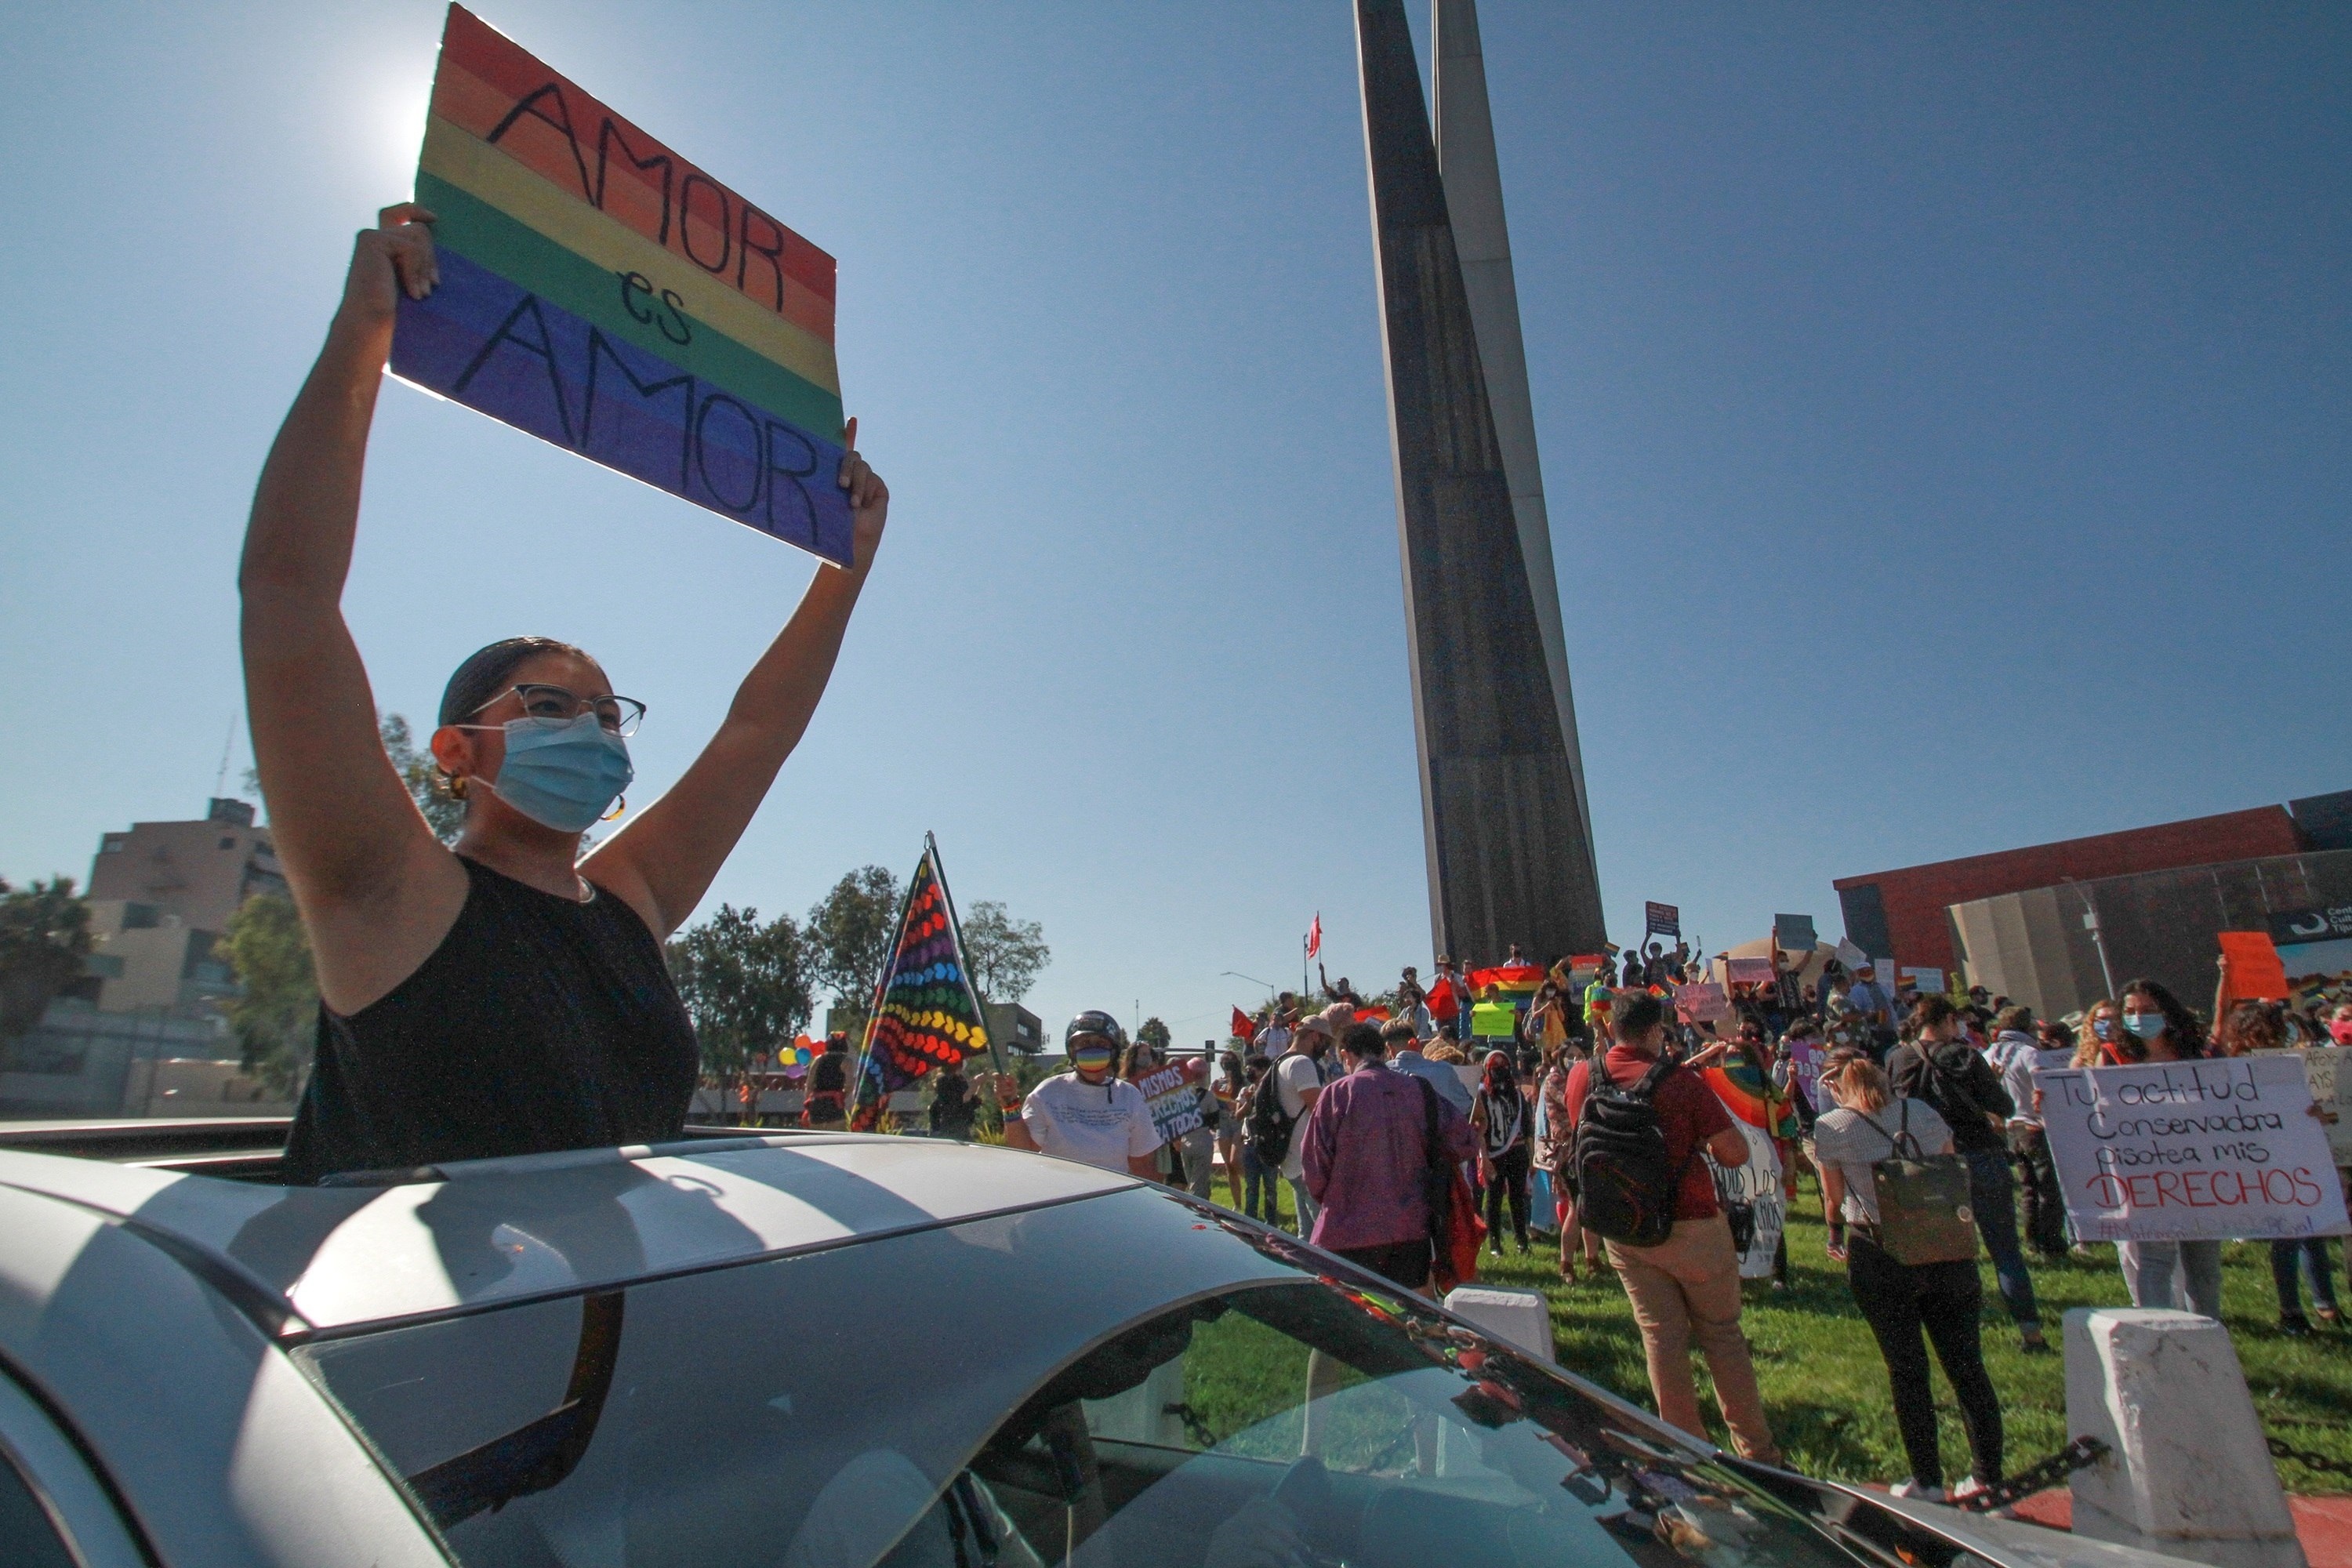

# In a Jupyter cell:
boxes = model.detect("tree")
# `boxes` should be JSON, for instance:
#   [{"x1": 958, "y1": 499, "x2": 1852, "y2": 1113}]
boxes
[
  {"x1": 804, "y1": 866, "x2": 902, "y2": 1006},
  {"x1": 246, "y1": 712, "x2": 464, "y2": 844},
  {"x1": 1137, "y1": 1017, "x2": 1172, "y2": 1054},
  {"x1": 223, "y1": 893, "x2": 318, "y2": 1098},
  {"x1": 962, "y1": 900, "x2": 1051, "y2": 1004},
  {"x1": 0, "y1": 877, "x2": 92, "y2": 1040},
  {"x1": 666, "y1": 906, "x2": 811, "y2": 1091},
  {"x1": 380, "y1": 713, "x2": 467, "y2": 844}
]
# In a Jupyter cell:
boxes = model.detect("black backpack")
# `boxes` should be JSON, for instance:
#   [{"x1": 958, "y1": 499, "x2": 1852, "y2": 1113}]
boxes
[
  {"x1": 1246, "y1": 1069, "x2": 1300, "y2": 1167},
  {"x1": 1570, "y1": 1055, "x2": 1699, "y2": 1247}
]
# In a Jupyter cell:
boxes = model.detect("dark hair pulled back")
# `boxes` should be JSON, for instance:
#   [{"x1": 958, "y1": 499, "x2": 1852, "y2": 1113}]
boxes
[{"x1": 437, "y1": 636, "x2": 595, "y2": 728}]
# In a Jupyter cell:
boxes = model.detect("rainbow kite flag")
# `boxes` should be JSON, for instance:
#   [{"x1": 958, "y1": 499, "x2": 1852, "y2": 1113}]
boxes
[
  {"x1": 848, "y1": 836, "x2": 996, "y2": 1131},
  {"x1": 391, "y1": 5, "x2": 853, "y2": 564}
]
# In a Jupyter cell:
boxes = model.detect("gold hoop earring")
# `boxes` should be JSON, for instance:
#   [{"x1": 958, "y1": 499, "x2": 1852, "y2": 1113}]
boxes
[
  {"x1": 601, "y1": 795, "x2": 626, "y2": 822},
  {"x1": 449, "y1": 775, "x2": 469, "y2": 800}
]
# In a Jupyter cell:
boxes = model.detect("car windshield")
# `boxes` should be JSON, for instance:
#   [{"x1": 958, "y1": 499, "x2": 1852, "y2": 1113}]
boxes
[{"x1": 294, "y1": 1185, "x2": 1882, "y2": 1568}]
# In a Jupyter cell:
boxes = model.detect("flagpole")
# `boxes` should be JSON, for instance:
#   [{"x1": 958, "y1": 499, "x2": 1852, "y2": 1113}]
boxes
[{"x1": 849, "y1": 848, "x2": 926, "y2": 1129}]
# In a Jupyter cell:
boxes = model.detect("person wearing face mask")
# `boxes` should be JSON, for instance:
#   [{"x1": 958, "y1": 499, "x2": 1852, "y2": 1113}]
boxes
[
  {"x1": 2101, "y1": 978, "x2": 2227, "y2": 1318},
  {"x1": 243, "y1": 204, "x2": 889, "y2": 1183},
  {"x1": 1001, "y1": 1014, "x2": 1165, "y2": 1178}
]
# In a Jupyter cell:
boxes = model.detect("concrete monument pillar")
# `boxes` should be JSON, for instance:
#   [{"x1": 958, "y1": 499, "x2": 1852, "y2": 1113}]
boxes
[{"x1": 1355, "y1": 0, "x2": 1607, "y2": 964}]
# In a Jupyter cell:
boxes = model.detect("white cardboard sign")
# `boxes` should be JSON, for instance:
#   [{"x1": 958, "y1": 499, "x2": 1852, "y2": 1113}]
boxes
[{"x1": 2038, "y1": 1056, "x2": 2350, "y2": 1243}]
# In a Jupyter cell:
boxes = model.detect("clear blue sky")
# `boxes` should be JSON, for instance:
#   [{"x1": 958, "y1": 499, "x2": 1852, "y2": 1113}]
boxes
[{"x1": 3, "y1": 2, "x2": 2346, "y2": 1044}]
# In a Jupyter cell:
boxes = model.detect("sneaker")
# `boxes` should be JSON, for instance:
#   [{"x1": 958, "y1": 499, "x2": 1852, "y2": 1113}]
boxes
[
  {"x1": 1889, "y1": 1480, "x2": 1945, "y2": 1503},
  {"x1": 2280, "y1": 1312, "x2": 2314, "y2": 1337},
  {"x1": 2020, "y1": 1326, "x2": 2051, "y2": 1352}
]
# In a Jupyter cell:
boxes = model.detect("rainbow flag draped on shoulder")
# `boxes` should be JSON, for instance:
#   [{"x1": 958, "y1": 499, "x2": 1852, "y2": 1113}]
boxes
[
  {"x1": 392, "y1": 5, "x2": 854, "y2": 564},
  {"x1": 848, "y1": 836, "x2": 996, "y2": 1131}
]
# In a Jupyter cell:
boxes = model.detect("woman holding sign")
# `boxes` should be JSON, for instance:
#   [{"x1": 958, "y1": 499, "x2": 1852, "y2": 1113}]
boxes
[
  {"x1": 241, "y1": 206, "x2": 889, "y2": 1182},
  {"x1": 2099, "y1": 979, "x2": 2227, "y2": 1318}
]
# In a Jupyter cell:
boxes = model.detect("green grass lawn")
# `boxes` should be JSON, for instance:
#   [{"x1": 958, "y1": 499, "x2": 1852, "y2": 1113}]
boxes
[{"x1": 1452, "y1": 1202, "x2": 2352, "y2": 1494}]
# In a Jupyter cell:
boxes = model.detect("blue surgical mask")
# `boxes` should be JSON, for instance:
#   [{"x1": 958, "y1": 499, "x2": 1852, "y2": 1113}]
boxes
[
  {"x1": 2092, "y1": 1017, "x2": 2117, "y2": 1041},
  {"x1": 483, "y1": 713, "x2": 633, "y2": 833},
  {"x1": 2122, "y1": 1011, "x2": 2166, "y2": 1041}
]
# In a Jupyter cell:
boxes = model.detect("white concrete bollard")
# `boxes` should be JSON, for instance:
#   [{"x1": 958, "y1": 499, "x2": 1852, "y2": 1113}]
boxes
[
  {"x1": 1443, "y1": 1285, "x2": 1555, "y2": 1363},
  {"x1": 2066, "y1": 1307, "x2": 2305, "y2": 1568}
]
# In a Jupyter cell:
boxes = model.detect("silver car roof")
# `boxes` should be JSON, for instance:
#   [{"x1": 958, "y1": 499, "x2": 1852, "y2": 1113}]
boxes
[{"x1": 0, "y1": 1134, "x2": 1135, "y2": 1340}]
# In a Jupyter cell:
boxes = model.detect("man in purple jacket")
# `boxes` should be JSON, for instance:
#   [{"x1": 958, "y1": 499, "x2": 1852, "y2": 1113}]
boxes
[{"x1": 1301, "y1": 1022, "x2": 1478, "y2": 1290}]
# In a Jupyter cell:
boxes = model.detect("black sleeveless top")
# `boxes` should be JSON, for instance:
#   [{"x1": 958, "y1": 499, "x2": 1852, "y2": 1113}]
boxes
[{"x1": 282, "y1": 858, "x2": 699, "y2": 1183}]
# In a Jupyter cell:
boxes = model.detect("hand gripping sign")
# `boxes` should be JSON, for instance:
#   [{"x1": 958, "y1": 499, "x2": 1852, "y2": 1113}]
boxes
[
  {"x1": 2037, "y1": 1056, "x2": 2350, "y2": 1243},
  {"x1": 391, "y1": 5, "x2": 855, "y2": 564}
]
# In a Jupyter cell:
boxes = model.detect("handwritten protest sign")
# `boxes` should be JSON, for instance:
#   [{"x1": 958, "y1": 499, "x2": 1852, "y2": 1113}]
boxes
[
  {"x1": 1131, "y1": 1065, "x2": 1203, "y2": 1145},
  {"x1": 1707, "y1": 1122, "x2": 1786, "y2": 1279},
  {"x1": 2038, "y1": 1057, "x2": 2350, "y2": 1243},
  {"x1": 1725, "y1": 957, "x2": 1773, "y2": 987},
  {"x1": 1789, "y1": 1035, "x2": 1828, "y2": 1112},
  {"x1": 1773, "y1": 914, "x2": 1817, "y2": 953},
  {"x1": 2256, "y1": 1048, "x2": 2352, "y2": 1166},
  {"x1": 1675, "y1": 982, "x2": 1730, "y2": 1025},
  {"x1": 391, "y1": 5, "x2": 854, "y2": 564},
  {"x1": 1646, "y1": 902, "x2": 1680, "y2": 938}
]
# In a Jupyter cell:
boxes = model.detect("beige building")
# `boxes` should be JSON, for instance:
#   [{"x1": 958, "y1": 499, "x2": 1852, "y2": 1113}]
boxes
[{"x1": 87, "y1": 798, "x2": 285, "y2": 931}]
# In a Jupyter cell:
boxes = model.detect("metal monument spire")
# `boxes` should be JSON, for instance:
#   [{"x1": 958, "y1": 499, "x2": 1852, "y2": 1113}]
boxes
[{"x1": 1355, "y1": 0, "x2": 1606, "y2": 962}]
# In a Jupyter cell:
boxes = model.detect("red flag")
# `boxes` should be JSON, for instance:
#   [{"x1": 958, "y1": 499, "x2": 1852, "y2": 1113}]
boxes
[
  {"x1": 1231, "y1": 1005, "x2": 1255, "y2": 1041},
  {"x1": 1306, "y1": 913, "x2": 1322, "y2": 959}
]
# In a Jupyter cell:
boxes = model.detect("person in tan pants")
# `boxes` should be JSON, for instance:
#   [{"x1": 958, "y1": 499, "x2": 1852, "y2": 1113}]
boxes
[{"x1": 1564, "y1": 994, "x2": 1782, "y2": 1463}]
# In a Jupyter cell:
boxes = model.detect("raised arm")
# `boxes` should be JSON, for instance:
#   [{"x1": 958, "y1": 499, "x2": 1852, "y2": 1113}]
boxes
[
  {"x1": 583, "y1": 427, "x2": 887, "y2": 937},
  {"x1": 240, "y1": 205, "x2": 466, "y2": 1011}
]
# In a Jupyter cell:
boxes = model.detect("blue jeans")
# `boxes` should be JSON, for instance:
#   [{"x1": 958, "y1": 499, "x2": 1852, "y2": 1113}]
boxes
[
  {"x1": 1240, "y1": 1146, "x2": 1283, "y2": 1225},
  {"x1": 1287, "y1": 1177, "x2": 1319, "y2": 1239},
  {"x1": 2119, "y1": 1240, "x2": 2224, "y2": 1319},
  {"x1": 2272, "y1": 1237, "x2": 2339, "y2": 1318},
  {"x1": 1964, "y1": 1147, "x2": 2041, "y2": 1330}
]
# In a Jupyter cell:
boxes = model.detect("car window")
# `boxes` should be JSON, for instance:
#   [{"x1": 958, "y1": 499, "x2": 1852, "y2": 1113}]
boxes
[
  {"x1": 0, "y1": 1454, "x2": 76, "y2": 1568},
  {"x1": 296, "y1": 1186, "x2": 1298, "y2": 1568},
  {"x1": 932, "y1": 1280, "x2": 1867, "y2": 1568},
  {"x1": 296, "y1": 1185, "x2": 1879, "y2": 1568}
]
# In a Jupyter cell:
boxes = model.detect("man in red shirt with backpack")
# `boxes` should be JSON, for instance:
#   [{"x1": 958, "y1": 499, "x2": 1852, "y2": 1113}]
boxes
[{"x1": 1563, "y1": 993, "x2": 1783, "y2": 1464}]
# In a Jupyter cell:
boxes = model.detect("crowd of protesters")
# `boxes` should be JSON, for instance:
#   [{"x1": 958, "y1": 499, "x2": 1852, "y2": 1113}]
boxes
[{"x1": 980, "y1": 942, "x2": 2350, "y2": 1504}]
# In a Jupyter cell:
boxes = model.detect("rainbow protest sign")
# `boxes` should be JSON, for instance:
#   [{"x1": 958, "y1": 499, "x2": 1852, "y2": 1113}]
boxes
[
  {"x1": 390, "y1": 5, "x2": 852, "y2": 564},
  {"x1": 849, "y1": 837, "x2": 996, "y2": 1131}
]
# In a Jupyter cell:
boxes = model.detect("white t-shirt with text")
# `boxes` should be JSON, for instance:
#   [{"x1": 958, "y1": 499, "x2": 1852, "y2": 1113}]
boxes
[{"x1": 1022, "y1": 1073, "x2": 1162, "y2": 1174}]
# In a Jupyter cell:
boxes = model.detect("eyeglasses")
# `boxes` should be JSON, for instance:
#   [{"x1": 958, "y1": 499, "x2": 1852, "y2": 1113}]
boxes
[{"x1": 477, "y1": 684, "x2": 647, "y2": 736}]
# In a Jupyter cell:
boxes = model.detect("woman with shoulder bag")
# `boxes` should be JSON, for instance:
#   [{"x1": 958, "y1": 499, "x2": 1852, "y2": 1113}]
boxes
[{"x1": 1813, "y1": 1051, "x2": 2002, "y2": 1504}]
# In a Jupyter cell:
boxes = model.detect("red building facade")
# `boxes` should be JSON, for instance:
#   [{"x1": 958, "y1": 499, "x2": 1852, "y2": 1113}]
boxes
[{"x1": 1835, "y1": 806, "x2": 2309, "y2": 976}]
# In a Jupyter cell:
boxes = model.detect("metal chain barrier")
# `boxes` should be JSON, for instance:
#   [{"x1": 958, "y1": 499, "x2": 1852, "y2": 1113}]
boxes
[
  {"x1": 2267, "y1": 1436, "x2": 2352, "y2": 1486},
  {"x1": 1952, "y1": 1436, "x2": 2111, "y2": 1514}
]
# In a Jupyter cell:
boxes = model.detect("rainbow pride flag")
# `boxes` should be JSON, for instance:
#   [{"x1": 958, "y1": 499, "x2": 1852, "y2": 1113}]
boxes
[
  {"x1": 390, "y1": 6, "x2": 853, "y2": 564},
  {"x1": 849, "y1": 837, "x2": 996, "y2": 1131},
  {"x1": 1467, "y1": 962, "x2": 1544, "y2": 999}
]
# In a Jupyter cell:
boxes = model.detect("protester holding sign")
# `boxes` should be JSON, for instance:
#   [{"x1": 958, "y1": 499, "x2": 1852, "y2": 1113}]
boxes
[
  {"x1": 2108, "y1": 978, "x2": 2227, "y2": 1316},
  {"x1": 1811, "y1": 1052, "x2": 2002, "y2": 1505},
  {"x1": 244, "y1": 205, "x2": 889, "y2": 1183}
]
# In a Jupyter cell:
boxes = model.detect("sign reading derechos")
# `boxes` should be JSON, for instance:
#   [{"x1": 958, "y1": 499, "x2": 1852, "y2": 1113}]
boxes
[{"x1": 2038, "y1": 1056, "x2": 2349, "y2": 1243}]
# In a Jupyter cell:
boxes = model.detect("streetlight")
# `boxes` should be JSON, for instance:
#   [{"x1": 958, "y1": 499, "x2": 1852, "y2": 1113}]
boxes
[{"x1": 1221, "y1": 970, "x2": 1278, "y2": 996}]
